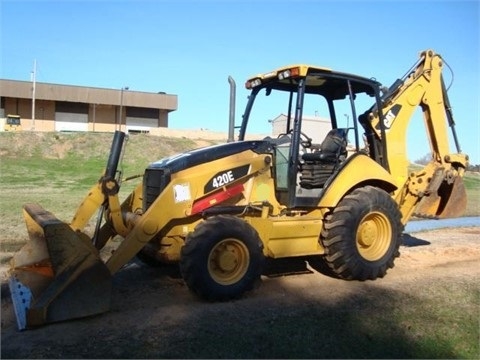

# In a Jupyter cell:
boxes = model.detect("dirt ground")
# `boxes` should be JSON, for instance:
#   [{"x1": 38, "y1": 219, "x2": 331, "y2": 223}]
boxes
[{"x1": 1, "y1": 226, "x2": 479, "y2": 359}]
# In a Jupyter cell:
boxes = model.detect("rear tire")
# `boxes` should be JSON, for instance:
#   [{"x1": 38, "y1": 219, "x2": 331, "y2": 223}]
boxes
[
  {"x1": 321, "y1": 186, "x2": 403, "y2": 280},
  {"x1": 180, "y1": 215, "x2": 265, "y2": 301}
]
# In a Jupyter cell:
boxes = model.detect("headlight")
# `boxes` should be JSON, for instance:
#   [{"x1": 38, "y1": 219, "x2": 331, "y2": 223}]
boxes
[
  {"x1": 245, "y1": 78, "x2": 262, "y2": 89},
  {"x1": 278, "y1": 69, "x2": 291, "y2": 80}
]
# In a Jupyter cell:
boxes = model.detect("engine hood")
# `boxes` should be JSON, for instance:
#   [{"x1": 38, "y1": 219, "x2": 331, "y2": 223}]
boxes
[{"x1": 147, "y1": 140, "x2": 272, "y2": 174}]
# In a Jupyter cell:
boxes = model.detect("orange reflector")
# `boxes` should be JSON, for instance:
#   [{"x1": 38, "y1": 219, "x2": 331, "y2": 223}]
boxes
[
  {"x1": 18, "y1": 263, "x2": 55, "y2": 278},
  {"x1": 290, "y1": 67, "x2": 300, "y2": 76}
]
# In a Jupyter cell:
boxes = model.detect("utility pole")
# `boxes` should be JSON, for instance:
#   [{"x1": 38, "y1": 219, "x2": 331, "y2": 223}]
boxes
[
  {"x1": 344, "y1": 113, "x2": 350, "y2": 128},
  {"x1": 118, "y1": 86, "x2": 128, "y2": 131},
  {"x1": 31, "y1": 59, "x2": 36, "y2": 130}
]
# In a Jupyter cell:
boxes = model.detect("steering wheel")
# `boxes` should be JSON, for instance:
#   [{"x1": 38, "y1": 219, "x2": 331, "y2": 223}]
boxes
[
  {"x1": 274, "y1": 129, "x2": 313, "y2": 154},
  {"x1": 283, "y1": 129, "x2": 312, "y2": 149}
]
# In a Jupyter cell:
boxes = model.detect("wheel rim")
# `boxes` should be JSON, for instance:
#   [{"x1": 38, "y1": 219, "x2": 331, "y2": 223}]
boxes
[
  {"x1": 208, "y1": 238, "x2": 250, "y2": 285},
  {"x1": 356, "y1": 211, "x2": 392, "y2": 261}
]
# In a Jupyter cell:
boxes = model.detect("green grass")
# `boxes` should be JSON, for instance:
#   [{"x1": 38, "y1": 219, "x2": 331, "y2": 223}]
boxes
[
  {"x1": 0, "y1": 132, "x2": 210, "y2": 242},
  {"x1": 463, "y1": 174, "x2": 480, "y2": 216},
  {"x1": 167, "y1": 279, "x2": 478, "y2": 359}
]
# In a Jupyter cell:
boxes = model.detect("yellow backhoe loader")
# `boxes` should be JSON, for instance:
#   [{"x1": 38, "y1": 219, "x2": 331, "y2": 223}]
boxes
[{"x1": 9, "y1": 49, "x2": 468, "y2": 330}]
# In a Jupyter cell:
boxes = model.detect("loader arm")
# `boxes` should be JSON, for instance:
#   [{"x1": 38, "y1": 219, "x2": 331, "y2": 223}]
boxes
[
  {"x1": 9, "y1": 131, "x2": 132, "y2": 330},
  {"x1": 69, "y1": 131, "x2": 128, "y2": 232},
  {"x1": 365, "y1": 49, "x2": 468, "y2": 221}
]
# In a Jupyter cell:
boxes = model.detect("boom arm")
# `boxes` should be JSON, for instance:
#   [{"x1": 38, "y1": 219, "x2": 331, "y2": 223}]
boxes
[{"x1": 366, "y1": 50, "x2": 468, "y2": 221}]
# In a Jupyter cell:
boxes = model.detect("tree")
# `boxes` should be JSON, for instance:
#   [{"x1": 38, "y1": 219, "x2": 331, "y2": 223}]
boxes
[
  {"x1": 414, "y1": 153, "x2": 432, "y2": 165},
  {"x1": 415, "y1": 153, "x2": 479, "y2": 172}
]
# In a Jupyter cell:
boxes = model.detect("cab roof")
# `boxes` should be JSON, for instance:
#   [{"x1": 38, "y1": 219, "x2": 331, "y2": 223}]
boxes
[
  {"x1": 245, "y1": 64, "x2": 380, "y2": 99},
  {"x1": 247, "y1": 64, "x2": 332, "y2": 82}
]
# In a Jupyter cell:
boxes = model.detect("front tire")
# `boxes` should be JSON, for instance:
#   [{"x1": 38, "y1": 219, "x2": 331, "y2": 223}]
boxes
[
  {"x1": 180, "y1": 215, "x2": 265, "y2": 301},
  {"x1": 321, "y1": 186, "x2": 403, "y2": 280}
]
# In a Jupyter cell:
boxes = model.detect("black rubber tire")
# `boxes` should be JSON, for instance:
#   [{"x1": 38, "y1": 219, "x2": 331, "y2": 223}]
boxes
[
  {"x1": 321, "y1": 186, "x2": 403, "y2": 280},
  {"x1": 180, "y1": 215, "x2": 265, "y2": 301}
]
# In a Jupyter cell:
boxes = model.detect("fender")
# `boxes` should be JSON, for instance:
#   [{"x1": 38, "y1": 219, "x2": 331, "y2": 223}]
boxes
[{"x1": 319, "y1": 154, "x2": 398, "y2": 208}]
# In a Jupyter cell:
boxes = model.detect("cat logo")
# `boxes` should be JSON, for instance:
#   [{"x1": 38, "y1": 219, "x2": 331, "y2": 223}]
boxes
[{"x1": 376, "y1": 104, "x2": 401, "y2": 131}]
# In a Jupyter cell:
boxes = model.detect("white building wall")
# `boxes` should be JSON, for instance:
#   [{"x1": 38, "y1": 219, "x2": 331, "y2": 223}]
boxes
[
  {"x1": 271, "y1": 114, "x2": 331, "y2": 145},
  {"x1": 126, "y1": 116, "x2": 158, "y2": 133},
  {"x1": 55, "y1": 112, "x2": 89, "y2": 131}
]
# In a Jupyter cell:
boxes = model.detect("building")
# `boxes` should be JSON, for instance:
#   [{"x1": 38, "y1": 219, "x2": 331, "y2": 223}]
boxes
[
  {"x1": 0, "y1": 79, "x2": 177, "y2": 133},
  {"x1": 271, "y1": 113, "x2": 331, "y2": 144}
]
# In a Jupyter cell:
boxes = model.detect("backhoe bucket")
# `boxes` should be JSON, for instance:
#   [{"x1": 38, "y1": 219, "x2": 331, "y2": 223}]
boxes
[
  {"x1": 8, "y1": 203, "x2": 112, "y2": 330},
  {"x1": 414, "y1": 175, "x2": 467, "y2": 219}
]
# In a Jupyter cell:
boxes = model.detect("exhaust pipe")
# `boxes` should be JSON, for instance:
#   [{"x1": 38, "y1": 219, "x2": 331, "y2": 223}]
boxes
[{"x1": 228, "y1": 76, "x2": 236, "y2": 143}]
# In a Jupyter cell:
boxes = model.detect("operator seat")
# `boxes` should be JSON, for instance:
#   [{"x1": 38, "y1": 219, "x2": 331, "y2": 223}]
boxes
[{"x1": 299, "y1": 128, "x2": 348, "y2": 189}]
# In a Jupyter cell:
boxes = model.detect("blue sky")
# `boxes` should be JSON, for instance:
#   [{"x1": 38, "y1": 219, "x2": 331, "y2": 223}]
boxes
[{"x1": 1, "y1": 0, "x2": 479, "y2": 164}]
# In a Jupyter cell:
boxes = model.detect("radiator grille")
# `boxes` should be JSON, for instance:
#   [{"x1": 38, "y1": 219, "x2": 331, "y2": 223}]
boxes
[{"x1": 143, "y1": 168, "x2": 171, "y2": 211}]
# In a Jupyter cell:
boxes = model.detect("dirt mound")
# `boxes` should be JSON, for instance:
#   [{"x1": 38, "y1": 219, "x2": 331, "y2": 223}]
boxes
[{"x1": 0, "y1": 131, "x2": 221, "y2": 160}]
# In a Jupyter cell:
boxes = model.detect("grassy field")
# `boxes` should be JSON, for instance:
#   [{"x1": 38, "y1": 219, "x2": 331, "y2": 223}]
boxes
[{"x1": 0, "y1": 132, "x2": 217, "y2": 245}]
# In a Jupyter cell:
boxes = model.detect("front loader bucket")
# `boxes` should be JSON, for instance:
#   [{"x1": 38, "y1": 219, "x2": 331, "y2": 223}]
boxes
[
  {"x1": 8, "y1": 203, "x2": 112, "y2": 330},
  {"x1": 414, "y1": 175, "x2": 467, "y2": 219}
]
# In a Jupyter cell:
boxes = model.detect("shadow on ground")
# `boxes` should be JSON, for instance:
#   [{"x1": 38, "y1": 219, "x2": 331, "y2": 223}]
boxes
[{"x1": 1, "y1": 234, "x2": 475, "y2": 359}]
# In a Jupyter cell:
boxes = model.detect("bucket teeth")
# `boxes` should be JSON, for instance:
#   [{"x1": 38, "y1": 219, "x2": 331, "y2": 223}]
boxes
[
  {"x1": 8, "y1": 276, "x2": 33, "y2": 331},
  {"x1": 8, "y1": 204, "x2": 112, "y2": 330}
]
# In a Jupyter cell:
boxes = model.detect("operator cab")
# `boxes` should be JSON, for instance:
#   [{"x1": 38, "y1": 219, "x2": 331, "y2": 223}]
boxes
[{"x1": 239, "y1": 64, "x2": 386, "y2": 208}]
